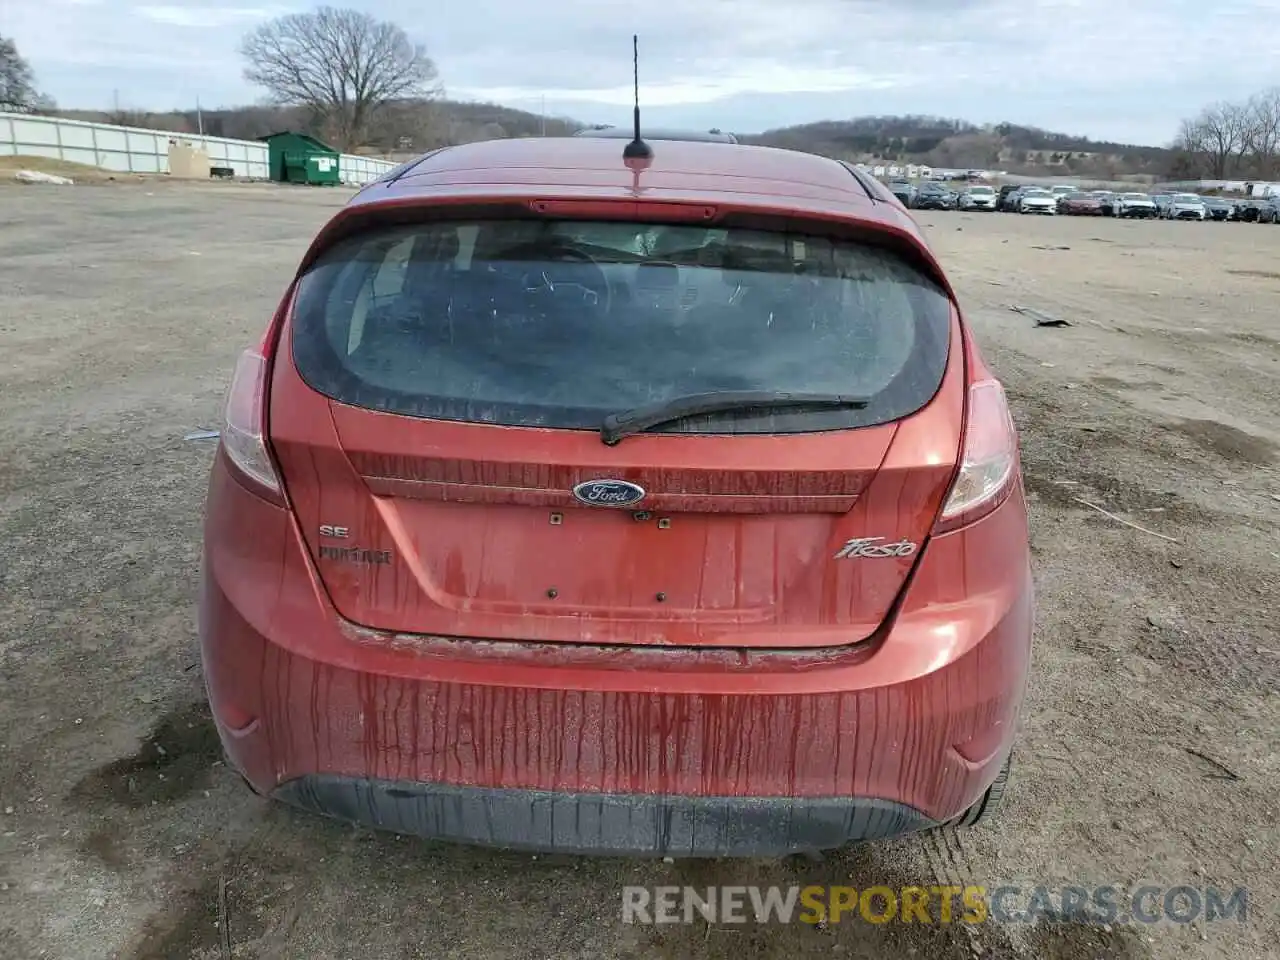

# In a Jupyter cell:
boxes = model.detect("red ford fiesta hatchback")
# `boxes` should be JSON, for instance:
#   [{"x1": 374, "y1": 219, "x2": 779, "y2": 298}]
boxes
[{"x1": 199, "y1": 135, "x2": 1033, "y2": 857}]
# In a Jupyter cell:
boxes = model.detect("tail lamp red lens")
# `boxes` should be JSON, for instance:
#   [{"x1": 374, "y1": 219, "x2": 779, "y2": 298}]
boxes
[
  {"x1": 221, "y1": 348, "x2": 282, "y2": 496},
  {"x1": 934, "y1": 378, "x2": 1019, "y2": 533}
]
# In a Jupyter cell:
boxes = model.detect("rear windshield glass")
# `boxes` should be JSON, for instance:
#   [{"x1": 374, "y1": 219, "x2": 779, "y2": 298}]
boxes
[{"x1": 290, "y1": 219, "x2": 953, "y2": 435}]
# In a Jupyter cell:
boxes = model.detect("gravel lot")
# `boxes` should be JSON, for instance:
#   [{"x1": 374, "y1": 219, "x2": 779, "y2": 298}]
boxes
[{"x1": 0, "y1": 182, "x2": 1276, "y2": 960}]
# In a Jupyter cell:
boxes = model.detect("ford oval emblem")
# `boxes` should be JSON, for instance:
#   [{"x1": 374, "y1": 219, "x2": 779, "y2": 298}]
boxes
[{"x1": 572, "y1": 478, "x2": 646, "y2": 507}]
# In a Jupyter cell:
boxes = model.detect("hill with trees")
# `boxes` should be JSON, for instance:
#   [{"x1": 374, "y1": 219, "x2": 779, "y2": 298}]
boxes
[
  {"x1": 49, "y1": 103, "x2": 1174, "y2": 179},
  {"x1": 54, "y1": 99, "x2": 580, "y2": 155},
  {"x1": 742, "y1": 116, "x2": 1174, "y2": 178}
]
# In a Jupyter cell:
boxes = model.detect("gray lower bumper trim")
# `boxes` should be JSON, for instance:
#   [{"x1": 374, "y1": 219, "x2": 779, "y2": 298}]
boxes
[{"x1": 272, "y1": 775, "x2": 938, "y2": 857}]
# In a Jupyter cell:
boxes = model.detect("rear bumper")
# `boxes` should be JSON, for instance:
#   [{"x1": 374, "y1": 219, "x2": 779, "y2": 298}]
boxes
[
  {"x1": 200, "y1": 456, "x2": 1033, "y2": 855},
  {"x1": 274, "y1": 777, "x2": 936, "y2": 856}
]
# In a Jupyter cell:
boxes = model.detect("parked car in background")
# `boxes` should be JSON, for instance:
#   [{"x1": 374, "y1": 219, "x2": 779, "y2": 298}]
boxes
[
  {"x1": 1003, "y1": 186, "x2": 1042, "y2": 212},
  {"x1": 1049, "y1": 185, "x2": 1079, "y2": 202},
  {"x1": 958, "y1": 185, "x2": 998, "y2": 210},
  {"x1": 1235, "y1": 197, "x2": 1266, "y2": 222},
  {"x1": 914, "y1": 182, "x2": 958, "y2": 210},
  {"x1": 1200, "y1": 196, "x2": 1235, "y2": 221},
  {"x1": 888, "y1": 180, "x2": 918, "y2": 207},
  {"x1": 1150, "y1": 194, "x2": 1174, "y2": 217},
  {"x1": 1257, "y1": 196, "x2": 1280, "y2": 223},
  {"x1": 1091, "y1": 191, "x2": 1120, "y2": 217},
  {"x1": 197, "y1": 134, "x2": 1034, "y2": 856},
  {"x1": 1059, "y1": 192, "x2": 1103, "y2": 216},
  {"x1": 997, "y1": 184, "x2": 1021, "y2": 211},
  {"x1": 1019, "y1": 188, "x2": 1057, "y2": 215},
  {"x1": 1116, "y1": 193, "x2": 1157, "y2": 219},
  {"x1": 1164, "y1": 193, "x2": 1207, "y2": 220}
]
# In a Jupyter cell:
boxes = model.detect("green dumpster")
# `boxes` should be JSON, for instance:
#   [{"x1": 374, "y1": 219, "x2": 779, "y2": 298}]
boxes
[{"x1": 260, "y1": 131, "x2": 342, "y2": 185}]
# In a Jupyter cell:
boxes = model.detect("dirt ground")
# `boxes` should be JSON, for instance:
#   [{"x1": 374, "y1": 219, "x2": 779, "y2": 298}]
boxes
[
  {"x1": 0, "y1": 156, "x2": 166, "y2": 185},
  {"x1": 0, "y1": 183, "x2": 1276, "y2": 960}
]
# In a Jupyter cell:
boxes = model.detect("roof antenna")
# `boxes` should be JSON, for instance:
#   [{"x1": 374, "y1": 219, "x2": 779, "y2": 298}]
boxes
[{"x1": 623, "y1": 34, "x2": 652, "y2": 160}]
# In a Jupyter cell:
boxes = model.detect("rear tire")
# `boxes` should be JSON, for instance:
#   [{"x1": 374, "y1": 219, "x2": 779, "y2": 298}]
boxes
[{"x1": 947, "y1": 756, "x2": 1011, "y2": 828}]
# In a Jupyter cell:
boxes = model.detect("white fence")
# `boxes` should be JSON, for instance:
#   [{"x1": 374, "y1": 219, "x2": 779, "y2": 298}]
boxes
[
  {"x1": 0, "y1": 112, "x2": 397, "y2": 185},
  {"x1": 338, "y1": 153, "x2": 398, "y2": 185}
]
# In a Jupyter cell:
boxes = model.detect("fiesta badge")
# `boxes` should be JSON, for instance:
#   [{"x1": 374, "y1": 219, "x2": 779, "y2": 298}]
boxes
[{"x1": 572, "y1": 478, "x2": 646, "y2": 508}]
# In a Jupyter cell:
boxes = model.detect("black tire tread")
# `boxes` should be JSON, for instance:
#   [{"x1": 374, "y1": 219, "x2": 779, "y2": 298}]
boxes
[{"x1": 948, "y1": 755, "x2": 1012, "y2": 829}]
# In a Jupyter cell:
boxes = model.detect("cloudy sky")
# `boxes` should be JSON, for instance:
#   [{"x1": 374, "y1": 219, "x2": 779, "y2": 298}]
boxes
[{"x1": 4, "y1": 0, "x2": 1278, "y2": 145}]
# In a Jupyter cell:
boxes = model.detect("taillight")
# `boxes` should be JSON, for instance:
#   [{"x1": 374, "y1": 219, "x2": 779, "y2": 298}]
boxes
[
  {"x1": 934, "y1": 378, "x2": 1018, "y2": 533},
  {"x1": 221, "y1": 348, "x2": 282, "y2": 497}
]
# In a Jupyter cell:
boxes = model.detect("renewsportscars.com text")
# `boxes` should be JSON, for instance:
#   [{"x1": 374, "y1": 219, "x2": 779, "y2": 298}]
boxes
[{"x1": 621, "y1": 885, "x2": 1249, "y2": 926}]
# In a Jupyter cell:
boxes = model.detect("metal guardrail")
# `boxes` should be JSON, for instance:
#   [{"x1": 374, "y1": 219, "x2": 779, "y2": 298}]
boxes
[{"x1": 0, "y1": 111, "x2": 397, "y2": 184}]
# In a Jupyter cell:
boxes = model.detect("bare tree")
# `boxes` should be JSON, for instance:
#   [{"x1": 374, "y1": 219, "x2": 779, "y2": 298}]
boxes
[
  {"x1": 1172, "y1": 116, "x2": 1209, "y2": 176},
  {"x1": 240, "y1": 7, "x2": 439, "y2": 151},
  {"x1": 1, "y1": 35, "x2": 54, "y2": 114},
  {"x1": 1165, "y1": 148, "x2": 1202, "y2": 180},
  {"x1": 1242, "y1": 87, "x2": 1280, "y2": 179},
  {"x1": 1175, "y1": 116, "x2": 1205, "y2": 152},
  {"x1": 1182, "y1": 102, "x2": 1249, "y2": 178}
]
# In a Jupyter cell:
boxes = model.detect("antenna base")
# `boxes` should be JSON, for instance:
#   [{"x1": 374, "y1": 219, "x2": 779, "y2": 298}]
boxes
[{"x1": 623, "y1": 139, "x2": 653, "y2": 160}]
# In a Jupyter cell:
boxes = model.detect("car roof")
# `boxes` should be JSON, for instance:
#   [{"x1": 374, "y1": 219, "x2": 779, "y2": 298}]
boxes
[
  {"x1": 352, "y1": 137, "x2": 911, "y2": 229},
  {"x1": 574, "y1": 126, "x2": 738, "y2": 143}
]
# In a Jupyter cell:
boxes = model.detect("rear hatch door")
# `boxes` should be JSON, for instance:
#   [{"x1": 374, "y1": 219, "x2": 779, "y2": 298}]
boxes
[{"x1": 269, "y1": 211, "x2": 963, "y2": 648}]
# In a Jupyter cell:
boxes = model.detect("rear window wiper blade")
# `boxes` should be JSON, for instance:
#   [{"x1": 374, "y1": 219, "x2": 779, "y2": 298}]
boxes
[{"x1": 600, "y1": 391, "x2": 871, "y2": 445}]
